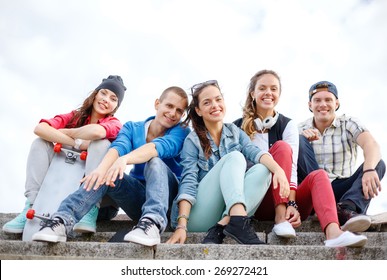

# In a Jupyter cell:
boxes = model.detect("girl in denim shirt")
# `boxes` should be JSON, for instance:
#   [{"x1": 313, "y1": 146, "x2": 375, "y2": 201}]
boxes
[{"x1": 167, "y1": 80, "x2": 289, "y2": 245}]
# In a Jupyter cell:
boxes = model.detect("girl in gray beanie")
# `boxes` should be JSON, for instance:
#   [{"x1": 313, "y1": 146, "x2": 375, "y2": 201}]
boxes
[{"x1": 3, "y1": 75, "x2": 126, "y2": 236}]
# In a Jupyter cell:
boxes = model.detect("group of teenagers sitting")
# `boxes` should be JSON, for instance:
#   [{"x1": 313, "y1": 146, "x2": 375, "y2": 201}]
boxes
[{"x1": 3, "y1": 70, "x2": 385, "y2": 248}]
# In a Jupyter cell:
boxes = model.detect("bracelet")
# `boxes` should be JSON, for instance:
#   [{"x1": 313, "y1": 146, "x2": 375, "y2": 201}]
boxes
[
  {"x1": 175, "y1": 225, "x2": 187, "y2": 231},
  {"x1": 177, "y1": 214, "x2": 189, "y2": 222},
  {"x1": 287, "y1": 200, "x2": 298, "y2": 210},
  {"x1": 363, "y1": 169, "x2": 376, "y2": 174}
]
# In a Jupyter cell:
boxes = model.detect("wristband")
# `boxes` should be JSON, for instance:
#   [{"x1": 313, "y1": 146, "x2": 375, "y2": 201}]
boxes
[
  {"x1": 287, "y1": 200, "x2": 298, "y2": 210},
  {"x1": 74, "y1": 138, "x2": 83, "y2": 150},
  {"x1": 363, "y1": 169, "x2": 376, "y2": 174},
  {"x1": 176, "y1": 225, "x2": 187, "y2": 231}
]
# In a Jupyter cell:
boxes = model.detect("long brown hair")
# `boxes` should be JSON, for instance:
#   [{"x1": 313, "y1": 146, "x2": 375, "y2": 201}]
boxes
[
  {"x1": 65, "y1": 90, "x2": 117, "y2": 128},
  {"x1": 241, "y1": 70, "x2": 281, "y2": 138},
  {"x1": 183, "y1": 81, "x2": 221, "y2": 159}
]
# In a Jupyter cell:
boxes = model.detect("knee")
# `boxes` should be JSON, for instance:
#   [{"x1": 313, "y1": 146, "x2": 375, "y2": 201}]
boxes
[
  {"x1": 227, "y1": 151, "x2": 246, "y2": 167},
  {"x1": 144, "y1": 157, "x2": 165, "y2": 172},
  {"x1": 88, "y1": 139, "x2": 111, "y2": 153},
  {"x1": 376, "y1": 159, "x2": 386, "y2": 175},
  {"x1": 31, "y1": 137, "x2": 51, "y2": 150},
  {"x1": 271, "y1": 140, "x2": 292, "y2": 154},
  {"x1": 308, "y1": 169, "x2": 329, "y2": 186}
]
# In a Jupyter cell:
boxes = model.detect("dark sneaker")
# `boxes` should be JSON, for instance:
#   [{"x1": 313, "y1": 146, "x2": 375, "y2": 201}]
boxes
[
  {"x1": 202, "y1": 223, "x2": 226, "y2": 244},
  {"x1": 124, "y1": 218, "x2": 160, "y2": 246},
  {"x1": 223, "y1": 216, "x2": 265, "y2": 245},
  {"x1": 32, "y1": 219, "x2": 67, "y2": 243},
  {"x1": 337, "y1": 203, "x2": 371, "y2": 232}
]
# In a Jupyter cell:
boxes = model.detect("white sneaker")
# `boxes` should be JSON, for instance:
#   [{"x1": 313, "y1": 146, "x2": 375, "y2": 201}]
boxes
[
  {"x1": 341, "y1": 215, "x2": 371, "y2": 232},
  {"x1": 324, "y1": 231, "x2": 367, "y2": 248},
  {"x1": 32, "y1": 219, "x2": 67, "y2": 243},
  {"x1": 272, "y1": 221, "x2": 296, "y2": 238},
  {"x1": 124, "y1": 218, "x2": 160, "y2": 246}
]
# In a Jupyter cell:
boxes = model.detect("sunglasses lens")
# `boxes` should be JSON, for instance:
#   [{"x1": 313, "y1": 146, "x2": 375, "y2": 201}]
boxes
[{"x1": 191, "y1": 80, "x2": 218, "y2": 94}]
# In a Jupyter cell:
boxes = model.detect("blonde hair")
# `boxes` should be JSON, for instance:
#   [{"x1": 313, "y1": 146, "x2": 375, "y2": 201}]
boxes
[{"x1": 241, "y1": 70, "x2": 281, "y2": 138}]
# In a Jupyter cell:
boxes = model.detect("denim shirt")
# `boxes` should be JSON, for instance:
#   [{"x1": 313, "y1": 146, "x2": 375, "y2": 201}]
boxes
[{"x1": 170, "y1": 123, "x2": 269, "y2": 228}]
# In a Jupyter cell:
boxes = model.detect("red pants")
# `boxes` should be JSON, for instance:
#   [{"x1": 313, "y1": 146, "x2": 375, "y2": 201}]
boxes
[{"x1": 254, "y1": 141, "x2": 339, "y2": 232}]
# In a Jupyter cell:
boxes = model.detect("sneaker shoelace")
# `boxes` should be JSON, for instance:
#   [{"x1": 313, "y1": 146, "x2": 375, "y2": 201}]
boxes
[
  {"x1": 39, "y1": 219, "x2": 62, "y2": 231},
  {"x1": 134, "y1": 219, "x2": 154, "y2": 234}
]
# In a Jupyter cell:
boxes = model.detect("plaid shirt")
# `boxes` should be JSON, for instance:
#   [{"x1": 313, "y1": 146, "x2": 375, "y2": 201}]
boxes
[{"x1": 298, "y1": 114, "x2": 367, "y2": 181}]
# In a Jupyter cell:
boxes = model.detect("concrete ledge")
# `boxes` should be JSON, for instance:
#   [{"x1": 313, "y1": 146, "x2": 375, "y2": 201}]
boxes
[
  {"x1": 1, "y1": 240, "x2": 386, "y2": 260},
  {"x1": 1, "y1": 213, "x2": 386, "y2": 260}
]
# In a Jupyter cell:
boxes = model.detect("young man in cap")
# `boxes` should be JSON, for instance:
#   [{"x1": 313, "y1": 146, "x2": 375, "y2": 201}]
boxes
[
  {"x1": 31, "y1": 86, "x2": 190, "y2": 246},
  {"x1": 297, "y1": 81, "x2": 385, "y2": 232}
]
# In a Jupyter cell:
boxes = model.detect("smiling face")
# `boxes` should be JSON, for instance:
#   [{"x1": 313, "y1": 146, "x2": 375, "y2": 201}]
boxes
[
  {"x1": 309, "y1": 90, "x2": 340, "y2": 125},
  {"x1": 250, "y1": 73, "x2": 280, "y2": 117},
  {"x1": 195, "y1": 85, "x2": 225, "y2": 125},
  {"x1": 154, "y1": 90, "x2": 187, "y2": 129},
  {"x1": 92, "y1": 89, "x2": 118, "y2": 118}
]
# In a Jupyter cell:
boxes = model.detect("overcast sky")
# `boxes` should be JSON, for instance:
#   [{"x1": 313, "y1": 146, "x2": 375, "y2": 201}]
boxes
[{"x1": 1, "y1": 0, "x2": 386, "y2": 215}]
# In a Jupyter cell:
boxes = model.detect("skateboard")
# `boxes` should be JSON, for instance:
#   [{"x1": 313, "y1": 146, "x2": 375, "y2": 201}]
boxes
[{"x1": 22, "y1": 143, "x2": 87, "y2": 241}]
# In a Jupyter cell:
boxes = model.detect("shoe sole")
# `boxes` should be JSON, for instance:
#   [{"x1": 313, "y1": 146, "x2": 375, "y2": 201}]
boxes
[
  {"x1": 202, "y1": 240, "x2": 223, "y2": 244},
  {"x1": 223, "y1": 229, "x2": 265, "y2": 245},
  {"x1": 32, "y1": 233, "x2": 66, "y2": 243},
  {"x1": 341, "y1": 216, "x2": 371, "y2": 232},
  {"x1": 369, "y1": 212, "x2": 387, "y2": 225},
  {"x1": 2, "y1": 226, "x2": 24, "y2": 234},
  {"x1": 346, "y1": 237, "x2": 367, "y2": 248},
  {"x1": 274, "y1": 233, "x2": 296, "y2": 238},
  {"x1": 73, "y1": 224, "x2": 96, "y2": 233},
  {"x1": 124, "y1": 234, "x2": 160, "y2": 246},
  {"x1": 325, "y1": 235, "x2": 367, "y2": 248}
]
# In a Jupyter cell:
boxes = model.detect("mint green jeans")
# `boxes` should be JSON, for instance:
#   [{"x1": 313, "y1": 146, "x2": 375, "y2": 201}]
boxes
[{"x1": 187, "y1": 151, "x2": 271, "y2": 232}]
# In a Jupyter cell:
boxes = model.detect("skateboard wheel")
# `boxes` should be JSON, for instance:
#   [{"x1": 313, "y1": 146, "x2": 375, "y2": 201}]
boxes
[
  {"x1": 26, "y1": 209, "x2": 35, "y2": 220},
  {"x1": 80, "y1": 151, "x2": 88, "y2": 161},
  {"x1": 54, "y1": 143, "x2": 62, "y2": 153}
]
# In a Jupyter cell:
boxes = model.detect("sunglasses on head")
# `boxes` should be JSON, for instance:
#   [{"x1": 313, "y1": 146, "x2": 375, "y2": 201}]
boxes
[{"x1": 191, "y1": 80, "x2": 219, "y2": 95}]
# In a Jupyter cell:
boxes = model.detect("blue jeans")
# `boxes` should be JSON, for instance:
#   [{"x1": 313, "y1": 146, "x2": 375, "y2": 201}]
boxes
[
  {"x1": 53, "y1": 157, "x2": 178, "y2": 233},
  {"x1": 297, "y1": 135, "x2": 386, "y2": 213}
]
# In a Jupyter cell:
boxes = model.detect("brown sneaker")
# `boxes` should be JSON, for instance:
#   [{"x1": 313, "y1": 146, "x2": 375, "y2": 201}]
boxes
[{"x1": 337, "y1": 203, "x2": 371, "y2": 232}]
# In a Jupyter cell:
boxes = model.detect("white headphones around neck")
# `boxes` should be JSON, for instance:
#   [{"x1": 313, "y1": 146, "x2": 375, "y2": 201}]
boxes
[{"x1": 254, "y1": 111, "x2": 279, "y2": 131}]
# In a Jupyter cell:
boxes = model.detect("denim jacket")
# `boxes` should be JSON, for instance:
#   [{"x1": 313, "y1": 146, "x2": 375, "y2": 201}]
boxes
[{"x1": 170, "y1": 123, "x2": 269, "y2": 228}]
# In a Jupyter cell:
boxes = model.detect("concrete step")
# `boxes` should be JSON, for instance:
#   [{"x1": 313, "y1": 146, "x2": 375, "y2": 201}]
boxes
[
  {"x1": 1, "y1": 239, "x2": 386, "y2": 260},
  {"x1": 1, "y1": 213, "x2": 386, "y2": 260}
]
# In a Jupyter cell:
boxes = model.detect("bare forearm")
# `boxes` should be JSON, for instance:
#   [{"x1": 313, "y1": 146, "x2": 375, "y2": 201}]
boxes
[
  {"x1": 34, "y1": 122, "x2": 77, "y2": 146},
  {"x1": 259, "y1": 154, "x2": 282, "y2": 173},
  {"x1": 59, "y1": 124, "x2": 107, "y2": 140},
  {"x1": 177, "y1": 200, "x2": 192, "y2": 227},
  {"x1": 122, "y1": 143, "x2": 158, "y2": 165},
  {"x1": 363, "y1": 142, "x2": 381, "y2": 170},
  {"x1": 98, "y1": 148, "x2": 120, "y2": 172}
]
